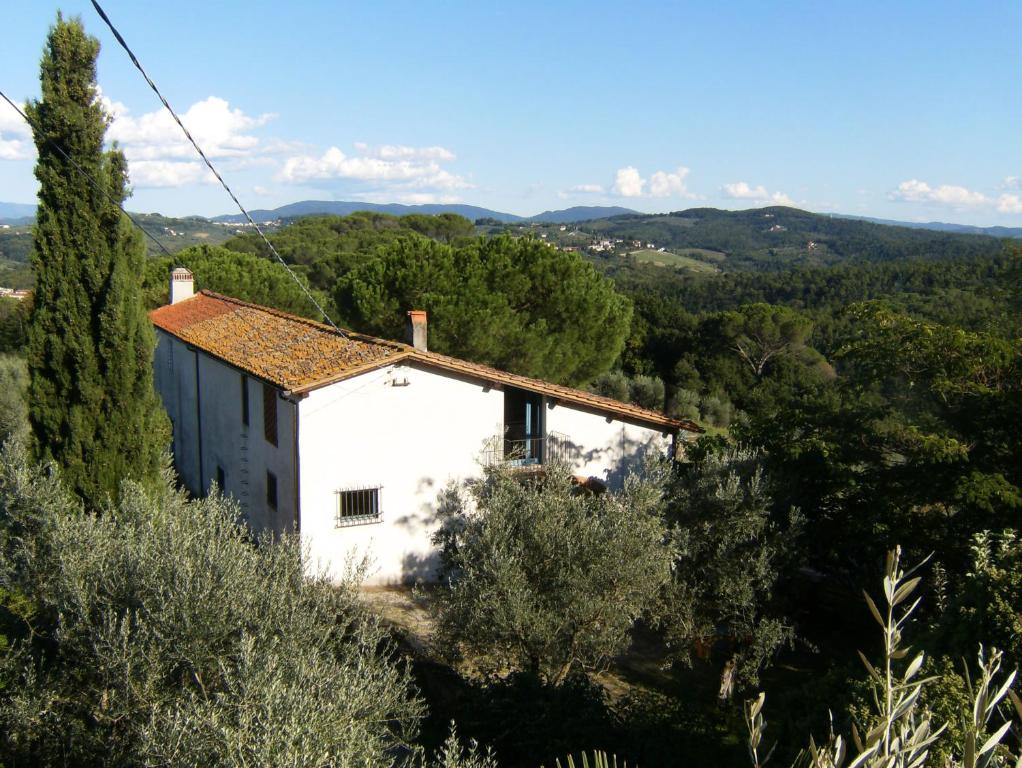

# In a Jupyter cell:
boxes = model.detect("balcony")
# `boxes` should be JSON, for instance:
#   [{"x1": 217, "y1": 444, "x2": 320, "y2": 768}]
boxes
[{"x1": 483, "y1": 431, "x2": 573, "y2": 467}]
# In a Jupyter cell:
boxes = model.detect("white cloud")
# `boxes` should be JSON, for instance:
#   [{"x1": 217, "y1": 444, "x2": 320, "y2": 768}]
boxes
[
  {"x1": 649, "y1": 166, "x2": 693, "y2": 197},
  {"x1": 567, "y1": 183, "x2": 606, "y2": 194},
  {"x1": 722, "y1": 181, "x2": 768, "y2": 199},
  {"x1": 890, "y1": 179, "x2": 988, "y2": 207},
  {"x1": 996, "y1": 194, "x2": 1022, "y2": 214},
  {"x1": 890, "y1": 178, "x2": 1022, "y2": 216},
  {"x1": 612, "y1": 166, "x2": 646, "y2": 197},
  {"x1": 278, "y1": 143, "x2": 472, "y2": 194},
  {"x1": 722, "y1": 181, "x2": 794, "y2": 206},
  {"x1": 0, "y1": 101, "x2": 32, "y2": 161},
  {"x1": 353, "y1": 142, "x2": 456, "y2": 161},
  {"x1": 107, "y1": 96, "x2": 275, "y2": 163},
  {"x1": 129, "y1": 161, "x2": 212, "y2": 188},
  {"x1": 0, "y1": 137, "x2": 30, "y2": 161}
]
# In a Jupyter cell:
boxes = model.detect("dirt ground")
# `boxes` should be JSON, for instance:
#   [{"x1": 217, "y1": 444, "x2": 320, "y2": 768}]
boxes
[{"x1": 360, "y1": 584, "x2": 677, "y2": 701}]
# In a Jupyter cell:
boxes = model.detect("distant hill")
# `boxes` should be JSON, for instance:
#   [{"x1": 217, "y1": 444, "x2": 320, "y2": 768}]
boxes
[
  {"x1": 210, "y1": 200, "x2": 525, "y2": 225},
  {"x1": 527, "y1": 206, "x2": 639, "y2": 223},
  {"x1": 574, "y1": 206, "x2": 1008, "y2": 271},
  {"x1": 209, "y1": 200, "x2": 642, "y2": 225},
  {"x1": 831, "y1": 213, "x2": 1022, "y2": 239},
  {"x1": 0, "y1": 202, "x2": 36, "y2": 225}
]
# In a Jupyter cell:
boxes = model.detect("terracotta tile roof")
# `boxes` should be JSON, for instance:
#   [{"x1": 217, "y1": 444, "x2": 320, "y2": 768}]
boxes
[
  {"x1": 149, "y1": 292, "x2": 404, "y2": 392},
  {"x1": 149, "y1": 291, "x2": 702, "y2": 433}
]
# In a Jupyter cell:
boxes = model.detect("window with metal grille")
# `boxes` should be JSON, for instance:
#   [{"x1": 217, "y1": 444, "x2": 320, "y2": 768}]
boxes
[
  {"x1": 266, "y1": 471, "x2": 278, "y2": 510},
  {"x1": 335, "y1": 486, "x2": 382, "y2": 527},
  {"x1": 263, "y1": 382, "x2": 277, "y2": 446}
]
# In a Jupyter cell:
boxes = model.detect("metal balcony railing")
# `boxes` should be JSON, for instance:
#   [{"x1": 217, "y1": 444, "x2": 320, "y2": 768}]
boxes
[{"x1": 483, "y1": 431, "x2": 573, "y2": 467}]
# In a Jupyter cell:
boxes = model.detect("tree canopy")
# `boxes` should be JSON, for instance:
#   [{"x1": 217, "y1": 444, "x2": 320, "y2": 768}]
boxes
[
  {"x1": 143, "y1": 244, "x2": 329, "y2": 319},
  {"x1": 335, "y1": 235, "x2": 633, "y2": 385},
  {"x1": 25, "y1": 15, "x2": 168, "y2": 507},
  {"x1": 431, "y1": 462, "x2": 674, "y2": 686}
]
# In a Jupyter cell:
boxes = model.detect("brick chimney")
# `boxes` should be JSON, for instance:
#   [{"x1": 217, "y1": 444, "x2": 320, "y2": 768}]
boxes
[
  {"x1": 406, "y1": 310, "x2": 427, "y2": 351},
  {"x1": 169, "y1": 267, "x2": 194, "y2": 305}
]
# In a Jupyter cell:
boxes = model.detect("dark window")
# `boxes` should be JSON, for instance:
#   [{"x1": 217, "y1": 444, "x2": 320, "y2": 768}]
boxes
[
  {"x1": 216, "y1": 465, "x2": 225, "y2": 490},
  {"x1": 263, "y1": 382, "x2": 277, "y2": 446},
  {"x1": 266, "y1": 471, "x2": 278, "y2": 510},
  {"x1": 503, "y1": 387, "x2": 544, "y2": 465},
  {"x1": 241, "y1": 375, "x2": 249, "y2": 426},
  {"x1": 335, "y1": 486, "x2": 382, "y2": 526}
]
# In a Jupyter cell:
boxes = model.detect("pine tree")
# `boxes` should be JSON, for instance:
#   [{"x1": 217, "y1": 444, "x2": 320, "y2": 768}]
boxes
[{"x1": 26, "y1": 14, "x2": 169, "y2": 508}]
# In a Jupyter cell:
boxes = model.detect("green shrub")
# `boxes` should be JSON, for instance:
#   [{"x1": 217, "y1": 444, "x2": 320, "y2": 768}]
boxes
[
  {"x1": 0, "y1": 356, "x2": 27, "y2": 444},
  {"x1": 629, "y1": 374, "x2": 666, "y2": 411},
  {"x1": 0, "y1": 444, "x2": 423, "y2": 766},
  {"x1": 668, "y1": 387, "x2": 701, "y2": 421},
  {"x1": 700, "y1": 393, "x2": 735, "y2": 427},
  {"x1": 590, "y1": 370, "x2": 630, "y2": 402},
  {"x1": 432, "y1": 462, "x2": 674, "y2": 686}
]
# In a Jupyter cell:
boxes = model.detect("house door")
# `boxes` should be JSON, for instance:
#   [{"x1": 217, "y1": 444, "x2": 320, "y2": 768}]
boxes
[{"x1": 504, "y1": 387, "x2": 544, "y2": 464}]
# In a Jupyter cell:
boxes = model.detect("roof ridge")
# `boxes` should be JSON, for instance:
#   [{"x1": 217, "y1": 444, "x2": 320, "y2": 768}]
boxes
[
  {"x1": 154, "y1": 292, "x2": 701, "y2": 433},
  {"x1": 197, "y1": 290, "x2": 408, "y2": 351}
]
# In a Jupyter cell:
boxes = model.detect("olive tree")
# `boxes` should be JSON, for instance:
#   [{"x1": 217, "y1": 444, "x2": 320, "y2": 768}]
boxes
[
  {"x1": 662, "y1": 447, "x2": 796, "y2": 698},
  {"x1": 0, "y1": 443, "x2": 424, "y2": 767},
  {"x1": 431, "y1": 462, "x2": 675, "y2": 686}
]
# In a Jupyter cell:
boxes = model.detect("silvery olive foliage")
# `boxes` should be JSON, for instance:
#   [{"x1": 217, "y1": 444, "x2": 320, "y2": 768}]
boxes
[
  {"x1": 745, "y1": 547, "x2": 1022, "y2": 768},
  {"x1": 0, "y1": 442, "x2": 427, "y2": 767},
  {"x1": 663, "y1": 447, "x2": 796, "y2": 695},
  {"x1": 0, "y1": 355, "x2": 27, "y2": 445},
  {"x1": 431, "y1": 461, "x2": 675, "y2": 686}
]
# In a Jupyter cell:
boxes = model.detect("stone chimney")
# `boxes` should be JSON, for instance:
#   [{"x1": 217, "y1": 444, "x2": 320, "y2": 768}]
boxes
[
  {"x1": 406, "y1": 310, "x2": 427, "y2": 351},
  {"x1": 169, "y1": 267, "x2": 194, "y2": 304}
]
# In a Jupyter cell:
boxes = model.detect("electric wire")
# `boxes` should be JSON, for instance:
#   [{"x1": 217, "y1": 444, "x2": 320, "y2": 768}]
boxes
[
  {"x1": 1, "y1": 87, "x2": 327, "y2": 369},
  {"x1": 0, "y1": 88, "x2": 175, "y2": 259},
  {"x1": 88, "y1": 0, "x2": 342, "y2": 333}
]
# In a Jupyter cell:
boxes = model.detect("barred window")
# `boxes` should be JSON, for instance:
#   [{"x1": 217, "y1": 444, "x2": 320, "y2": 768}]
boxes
[
  {"x1": 266, "y1": 471, "x2": 278, "y2": 510},
  {"x1": 335, "y1": 486, "x2": 382, "y2": 527},
  {"x1": 263, "y1": 382, "x2": 277, "y2": 446}
]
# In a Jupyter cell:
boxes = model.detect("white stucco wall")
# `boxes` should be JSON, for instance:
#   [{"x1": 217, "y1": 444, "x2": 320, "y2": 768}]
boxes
[
  {"x1": 297, "y1": 361, "x2": 504, "y2": 585},
  {"x1": 544, "y1": 401, "x2": 672, "y2": 486},
  {"x1": 153, "y1": 331, "x2": 297, "y2": 535},
  {"x1": 154, "y1": 336, "x2": 677, "y2": 587},
  {"x1": 297, "y1": 361, "x2": 674, "y2": 585}
]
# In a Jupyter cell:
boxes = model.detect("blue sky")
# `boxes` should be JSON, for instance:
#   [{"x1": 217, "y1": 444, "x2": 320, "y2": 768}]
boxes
[{"x1": 3, "y1": 0, "x2": 1022, "y2": 224}]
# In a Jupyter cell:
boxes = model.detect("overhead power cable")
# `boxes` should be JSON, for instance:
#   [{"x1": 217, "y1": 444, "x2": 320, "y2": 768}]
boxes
[
  {"x1": 0, "y1": 88, "x2": 175, "y2": 259},
  {"x1": 89, "y1": 0, "x2": 342, "y2": 333},
  {"x1": 4, "y1": 85, "x2": 337, "y2": 379}
]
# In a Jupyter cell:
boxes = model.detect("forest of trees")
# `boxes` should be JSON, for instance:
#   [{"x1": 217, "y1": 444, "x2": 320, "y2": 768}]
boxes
[{"x1": 2, "y1": 11, "x2": 1022, "y2": 768}]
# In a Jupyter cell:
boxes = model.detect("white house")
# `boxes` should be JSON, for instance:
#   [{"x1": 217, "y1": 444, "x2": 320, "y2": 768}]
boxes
[{"x1": 150, "y1": 268, "x2": 702, "y2": 584}]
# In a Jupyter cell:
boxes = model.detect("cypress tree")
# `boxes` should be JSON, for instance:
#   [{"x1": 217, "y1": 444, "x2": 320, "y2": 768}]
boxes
[{"x1": 26, "y1": 14, "x2": 169, "y2": 508}]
